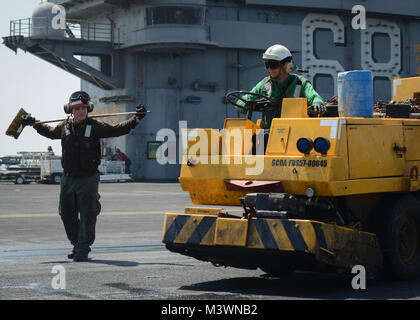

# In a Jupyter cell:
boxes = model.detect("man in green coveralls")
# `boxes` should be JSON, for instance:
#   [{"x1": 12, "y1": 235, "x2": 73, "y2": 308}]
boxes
[
  {"x1": 20, "y1": 91, "x2": 148, "y2": 262},
  {"x1": 236, "y1": 44, "x2": 325, "y2": 129}
]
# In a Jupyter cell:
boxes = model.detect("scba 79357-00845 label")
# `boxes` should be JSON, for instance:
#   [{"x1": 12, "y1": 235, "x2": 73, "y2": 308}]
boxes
[{"x1": 272, "y1": 159, "x2": 328, "y2": 168}]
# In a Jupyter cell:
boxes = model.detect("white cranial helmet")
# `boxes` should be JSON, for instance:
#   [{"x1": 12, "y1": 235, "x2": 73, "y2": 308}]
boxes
[{"x1": 263, "y1": 44, "x2": 292, "y2": 62}]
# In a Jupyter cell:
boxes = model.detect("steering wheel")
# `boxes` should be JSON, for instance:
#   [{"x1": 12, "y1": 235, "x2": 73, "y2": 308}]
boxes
[{"x1": 226, "y1": 91, "x2": 279, "y2": 120}]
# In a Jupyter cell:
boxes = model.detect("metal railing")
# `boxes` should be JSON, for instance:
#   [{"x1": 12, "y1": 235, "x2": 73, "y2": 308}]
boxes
[
  {"x1": 98, "y1": 160, "x2": 126, "y2": 174},
  {"x1": 9, "y1": 17, "x2": 113, "y2": 42}
]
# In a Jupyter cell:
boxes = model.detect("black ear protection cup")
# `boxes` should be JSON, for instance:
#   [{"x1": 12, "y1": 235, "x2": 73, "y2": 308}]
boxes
[
  {"x1": 64, "y1": 102, "x2": 94, "y2": 114},
  {"x1": 87, "y1": 102, "x2": 94, "y2": 113},
  {"x1": 64, "y1": 103, "x2": 71, "y2": 114}
]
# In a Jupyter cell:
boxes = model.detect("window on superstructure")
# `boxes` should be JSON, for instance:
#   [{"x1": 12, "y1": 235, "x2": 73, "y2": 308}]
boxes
[{"x1": 146, "y1": 6, "x2": 204, "y2": 26}]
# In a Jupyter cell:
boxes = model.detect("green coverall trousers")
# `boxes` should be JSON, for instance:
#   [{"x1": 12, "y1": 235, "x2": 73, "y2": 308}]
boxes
[{"x1": 59, "y1": 174, "x2": 101, "y2": 254}]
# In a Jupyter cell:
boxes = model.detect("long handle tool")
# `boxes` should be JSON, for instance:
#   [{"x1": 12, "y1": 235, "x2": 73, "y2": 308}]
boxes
[{"x1": 6, "y1": 108, "x2": 150, "y2": 139}]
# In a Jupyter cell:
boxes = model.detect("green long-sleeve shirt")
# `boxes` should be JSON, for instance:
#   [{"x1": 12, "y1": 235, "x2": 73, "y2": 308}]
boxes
[{"x1": 236, "y1": 74, "x2": 324, "y2": 129}]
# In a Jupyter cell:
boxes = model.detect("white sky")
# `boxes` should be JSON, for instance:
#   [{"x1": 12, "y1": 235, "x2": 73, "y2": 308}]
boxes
[{"x1": 0, "y1": 0, "x2": 80, "y2": 157}]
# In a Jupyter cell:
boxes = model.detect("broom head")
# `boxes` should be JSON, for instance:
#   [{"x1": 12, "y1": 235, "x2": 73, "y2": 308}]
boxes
[{"x1": 5, "y1": 108, "x2": 28, "y2": 139}]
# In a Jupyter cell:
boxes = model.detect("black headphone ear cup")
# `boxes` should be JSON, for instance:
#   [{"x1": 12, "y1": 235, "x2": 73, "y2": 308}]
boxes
[
  {"x1": 88, "y1": 103, "x2": 94, "y2": 113},
  {"x1": 64, "y1": 104, "x2": 71, "y2": 114}
]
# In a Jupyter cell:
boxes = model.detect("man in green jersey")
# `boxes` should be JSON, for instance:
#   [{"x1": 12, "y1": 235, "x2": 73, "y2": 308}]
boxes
[{"x1": 236, "y1": 44, "x2": 326, "y2": 129}]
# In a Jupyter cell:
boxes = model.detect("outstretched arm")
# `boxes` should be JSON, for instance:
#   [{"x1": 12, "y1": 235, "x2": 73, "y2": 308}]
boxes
[
  {"x1": 91, "y1": 104, "x2": 148, "y2": 138},
  {"x1": 33, "y1": 122, "x2": 63, "y2": 140},
  {"x1": 20, "y1": 114, "x2": 63, "y2": 140},
  {"x1": 93, "y1": 116, "x2": 140, "y2": 138}
]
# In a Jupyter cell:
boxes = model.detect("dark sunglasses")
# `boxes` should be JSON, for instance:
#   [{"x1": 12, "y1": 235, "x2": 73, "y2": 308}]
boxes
[{"x1": 264, "y1": 60, "x2": 281, "y2": 69}]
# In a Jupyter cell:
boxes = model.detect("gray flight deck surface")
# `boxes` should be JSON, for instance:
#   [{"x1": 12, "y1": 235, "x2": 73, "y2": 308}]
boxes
[{"x1": 1, "y1": 182, "x2": 420, "y2": 300}]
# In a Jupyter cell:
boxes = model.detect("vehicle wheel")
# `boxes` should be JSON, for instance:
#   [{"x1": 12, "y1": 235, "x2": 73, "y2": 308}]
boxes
[
  {"x1": 15, "y1": 176, "x2": 25, "y2": 185},
  {"x1": 378, "y1": 194, "x2": 420, "y2": 280},
  {"x1": 52, "y1": 174, "x2": 61, "y2": 184}
]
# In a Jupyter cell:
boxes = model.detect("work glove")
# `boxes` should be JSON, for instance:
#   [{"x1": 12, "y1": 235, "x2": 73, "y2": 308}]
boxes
[
  {"x1": 135, "y1": 104, "x2": 148, "y2": 120},
  {"x1": 310, "y1": 104, "x2": 327, "y2": 115},
  {"x1": 20, "y1": 114, "x2": 36, "y2": 127}
]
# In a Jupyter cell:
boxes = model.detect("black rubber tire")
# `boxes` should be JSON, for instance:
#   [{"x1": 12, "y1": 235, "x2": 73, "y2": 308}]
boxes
[
  {"x1": 52, "y1": 174, "x2": 61, "y2": 184},
  {"x1": 15, "y1": 176, "x2": 25, "y2": 185},
  {"x1": 377, "y1": 194, "x2": 420, "y2": 280}
]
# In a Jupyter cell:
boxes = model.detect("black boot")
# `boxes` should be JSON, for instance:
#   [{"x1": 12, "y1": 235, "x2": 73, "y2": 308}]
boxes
[
  {"x1": 67, "y1": 248, "x2": 76, "y2": 259},
  {"x1": 73, "y1": 251, "x2": 89, "y2": 262}
]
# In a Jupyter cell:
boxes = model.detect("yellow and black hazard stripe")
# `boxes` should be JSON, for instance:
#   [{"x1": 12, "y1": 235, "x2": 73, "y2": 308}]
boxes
[
  {"x1": 162, "y1": 214, "x2": 217, "y2": 245},
  {"x1": 162, "y1": 213, "x2": 324, "y2": 253},
  {"x1": 246, "y1": 218, "x2": 319, "y2": 252},
  {"x1": 251, "y1": 219, "x2": 309, "y2": 251},
  {"x1": 162, "y1": 212, "x2": 382, "y2": 271}
]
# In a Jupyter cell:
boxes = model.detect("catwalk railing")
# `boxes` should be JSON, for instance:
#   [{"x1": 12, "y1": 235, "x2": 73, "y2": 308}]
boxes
[{"x1": 9, "y1": 17, "x2": 114, "y2": 43}]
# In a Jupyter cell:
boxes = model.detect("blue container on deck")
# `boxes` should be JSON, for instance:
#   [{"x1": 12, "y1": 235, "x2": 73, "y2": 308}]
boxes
[{"x1": 337, "y1": 70, "x2": 373, "y2": 117}]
